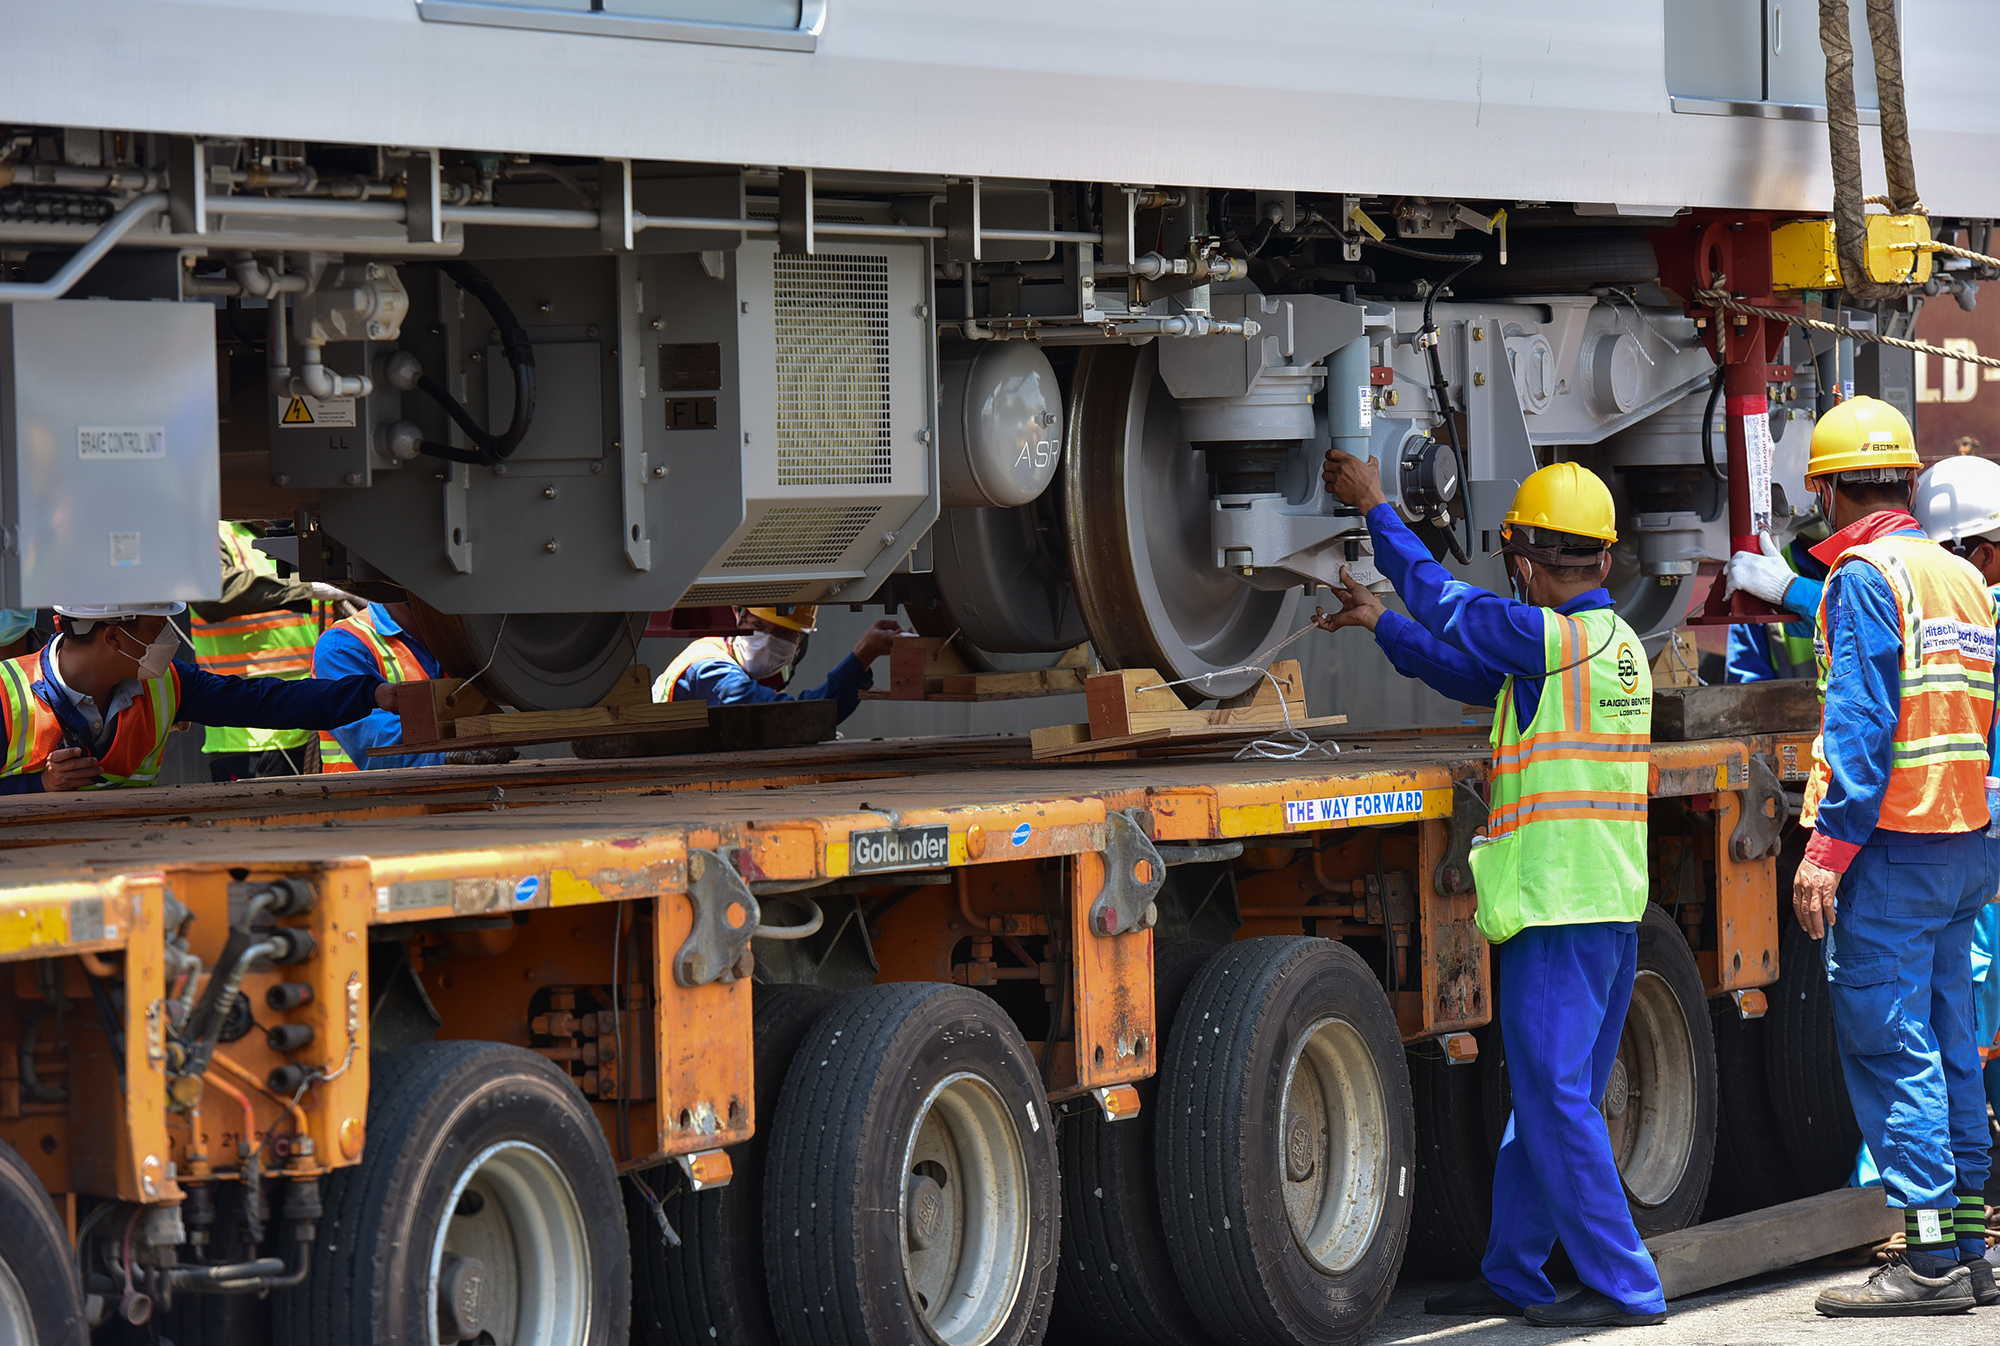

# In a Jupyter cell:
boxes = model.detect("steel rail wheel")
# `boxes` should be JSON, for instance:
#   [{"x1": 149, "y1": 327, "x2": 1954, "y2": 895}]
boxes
[
  {"x1": 276, "y1": 1041, "x2": 628, "y2": 1346},
  {"x1": 1606, "y1": 904, "x2": 1717, "y2": 1236},
  {"x1": 763, "y1": 983, "x2": 1057, "y2": 1346},
  {"x1": 1063, "y1": 344, "x2": 1300, "y2": 703},
  {"x1": 1157, "y1": 937, "x2": 1413, "y2": 1346},
  {"x1": 401, "y1": 597, "x2": 646, "y2": 710}
]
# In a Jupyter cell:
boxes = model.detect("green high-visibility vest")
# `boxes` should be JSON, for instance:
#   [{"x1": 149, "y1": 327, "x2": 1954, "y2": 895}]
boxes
[
  {"x1": 189, "y1": 523, "x2": 321, "y2": 756},
  {"x1": 1468, "y1": 607, "x2": 1653, "y2": 943}
]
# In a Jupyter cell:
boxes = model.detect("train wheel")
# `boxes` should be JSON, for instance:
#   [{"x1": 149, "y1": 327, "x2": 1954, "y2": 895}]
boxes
[
  {"x1": 1157, "y1": 937, "x2": 1413, "y2": 1346},
  {"x1": 1607, "y1": 904, "x2": 1717, "y2": 1237},
  {"x1": 763, "y1": 983, "x2": 1057, "y2": 1346},
  {"x1": 1764, "y1": 919, "x2": 1861, "y2": 1193},
  {"x1": 401, "y1": 597, "x2": 646, "y2": 710},
  {"x1": 0, "y1": 1138, "x2": 83, "y2": 1345},
  {"x1": 1049, "y1": 941, "x2": 1219, "y2": 1346},
  {"x1": 630, "y1": 984, "x2": 841, "y2": 1346},
  {"x1": 278, "y1": 1041, "x2": 628, "y2": 1346}
]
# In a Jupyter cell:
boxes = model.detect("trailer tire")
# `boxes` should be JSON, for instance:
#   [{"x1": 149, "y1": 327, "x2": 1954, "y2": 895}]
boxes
[
  {"x1": 1402, "y1": 1020, "x2": 1503, "y2": 1276},
  {"x1": 0, "y1": 1138, "x2": 83, "y2": 1346},
  {"x1": 763, "y1": 983, "x2": 1057, "y2": 1346},
  {"x1": 630, "y1": 983, "x2": 841, "y2": 1346},
  {"x1": 1608, "y1": 904, "x2": 1717, "y2": 1237},
  {"x1": 1157, "y1": 937, "x2": 1413, "y2": 1346},
  {"x1": 1764, "y1": 919, "x2": 1861, "y2": 1193},
  {"x1": 1049, "y1": 940, "x2": 1219, "y2": 1346},
  {"x1": 276, "y1": 1040, "x2": 629, "y2": 1346},
  {"x1": 1704, "y1": 997, "x2": 1802, "y2": 1219}
]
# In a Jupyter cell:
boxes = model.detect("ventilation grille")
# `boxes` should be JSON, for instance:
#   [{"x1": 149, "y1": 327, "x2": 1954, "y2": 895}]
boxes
[
  {"x1": 682, "y1": 580, "x2": 818, "y2": 605},
  {"x1": 719, "y1": 504, "x2": 879, "y2": 571},
  {"x1": 773, "y1": 253, "x2": 893, "y2": 486}
]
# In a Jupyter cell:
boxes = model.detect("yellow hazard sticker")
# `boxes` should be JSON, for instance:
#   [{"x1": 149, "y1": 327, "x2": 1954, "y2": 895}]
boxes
[
  {"x1": 281, "y1": 396, "x2": 314, "y2": 424},
  {"x1": 277, "y1": 394, "x2": 357, "y2": 428}
]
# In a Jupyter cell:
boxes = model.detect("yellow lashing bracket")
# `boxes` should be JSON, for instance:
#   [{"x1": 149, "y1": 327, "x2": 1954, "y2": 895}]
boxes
[{"x1": 1770, "y1": 214, "x2": 1934, "y2": 290}]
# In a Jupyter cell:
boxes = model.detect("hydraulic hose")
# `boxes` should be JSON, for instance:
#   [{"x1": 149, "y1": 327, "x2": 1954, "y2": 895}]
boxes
[
  {"x1": 412, "y1": 261, "x2": 538, "y2": 466},
  {"x1": 1700, "y1": 365, "x2": 1729, "y2": 482}
]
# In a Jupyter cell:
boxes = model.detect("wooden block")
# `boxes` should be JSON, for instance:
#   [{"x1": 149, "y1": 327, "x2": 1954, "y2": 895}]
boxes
[
  {"x1": 573, "y1": 698, "x2": 838, "y2": 758},
  {"x1": 1085, "y1": 669, "x2": 1189, "y2": 737},
  {"x1": 596, "y1": 665, "x2": 655, "y2": 708},
  {"x1": 1087, "y1": 661, "x2": 1308, "y2": 737},
  {"x1": 1030, "y1": 723, "x2": 1092, "y2": 755},
  {"x1": 1644, "y1": 1185, "x2": 1897, "y2": 1301},
  {"x1": 393, "y1": 678, "x2": 494, "y2": 744},
  {"x1": 938, "y1": 668, "x2": 1087, "y2": 698},
  {"x1": 1651, "y1": 680, "x2": 1820, "y2": 741},
  {"x1": 891, "y1": 637, "x2": 973, "y2": 700},
  {"x1": 1650, "y1": 632, "x2": 1700, "y2": 689}
]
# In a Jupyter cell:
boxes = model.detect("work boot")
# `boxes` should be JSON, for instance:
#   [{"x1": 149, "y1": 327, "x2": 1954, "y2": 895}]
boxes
[
  {"x1": 1422, "y1": 1279, "x2": 1525, "y2": 1316},
  {"x1": 1813, "y1": 1259, "x2": 1975, "y2": 1317},
  {"x1": 1523, "y1": 1288, "x2": 1666, "y2": 1327},
  {"x1": 1967, "y1": 1254, "x2": 1998, "y2": 1308}
]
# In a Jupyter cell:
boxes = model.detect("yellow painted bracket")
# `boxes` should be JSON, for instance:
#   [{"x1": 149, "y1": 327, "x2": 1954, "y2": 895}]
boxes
[{"x1": 1771, "y1": 215, "x2": 1934, "y2": 290}]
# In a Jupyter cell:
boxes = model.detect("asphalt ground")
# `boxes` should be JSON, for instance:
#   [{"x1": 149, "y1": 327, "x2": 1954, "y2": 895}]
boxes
[{"x1": 1382, "y1": 1267, "x2": 1996, "y2": 1345}]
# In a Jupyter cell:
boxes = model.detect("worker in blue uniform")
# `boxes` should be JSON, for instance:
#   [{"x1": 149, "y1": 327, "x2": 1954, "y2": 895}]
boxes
[
  {"x1": 652, "y1": 604, "x2": 905, "y2": 724},
  {"x1": 1790, "y1": 401, "x2": 1998, "y2": 1315},
  {"x1": 0, "y1": 602, "x2": 391, "y2": 794},
  {"x1": 1721, "y1": 531, "x2": 1828, "y2": 682},
  {"x1": 1317, "y1": 449, "x2": 1665, "y2": 1328}
]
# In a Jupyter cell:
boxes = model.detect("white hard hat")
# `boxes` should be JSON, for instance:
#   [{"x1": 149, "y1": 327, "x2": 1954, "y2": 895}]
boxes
[
  {"x1": 1913, "y1": 456, "x2": 2000, "y2": 545},
  {"x1": 51, "y1": 602, "x2": 187, "y2": 620}
]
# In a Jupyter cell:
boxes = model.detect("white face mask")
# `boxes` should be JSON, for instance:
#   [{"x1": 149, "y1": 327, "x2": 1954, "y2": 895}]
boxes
[
  {"x1": 733, "y1": 631, "x2": 798, "y2": 680},
  {"x1": 117, "y1": 625, "x2": 178, "y2": 680}
]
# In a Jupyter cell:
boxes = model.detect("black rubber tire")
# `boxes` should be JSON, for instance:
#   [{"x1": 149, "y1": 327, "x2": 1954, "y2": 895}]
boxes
[
  {"x1": 1703, "y1": 997, "x2": 1803, "y2": 1220},
  {"x1": 1156, "y1": 937, "x2": 1415, "y2": 1346},
  {"x1": 0, "y1": 1138, "x2": 83, "y2": 1345},
  {"x1": 274, "y1": 1041, "x2": 630, "y2": 1345},
  {"x1": 630, "y1": 983, "x2": 842, "y2": 1346},
  {"x1": 763, "y1": 982, "x2": 1059, "y2": 1346},
  {"x1": 1404, "y1": 1030, "x2": 1496, "y2": 1276},
  {"x1": 1619, "y1": 904, "x2": 1719, "y2": 1238},
  {"x1": 1764, "y1": 919, "x2": 1861, "y2": 1193},
  {"x1": 1048, "y1": 941, "x2": 1221, "y2": 1346}
]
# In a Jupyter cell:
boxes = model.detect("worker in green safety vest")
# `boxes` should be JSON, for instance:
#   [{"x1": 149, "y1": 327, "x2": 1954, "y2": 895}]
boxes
[
  {"x1": 188, "y1": 521, "x2": 359, "y2": 781},
  {"x1": 1318, "y1": 451, "x2": 1663, "y2": 1328}
]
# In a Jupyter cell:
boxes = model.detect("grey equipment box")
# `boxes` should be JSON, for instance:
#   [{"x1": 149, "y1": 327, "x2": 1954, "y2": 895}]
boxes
[{"x1": 0, "y1": 300, "x2": 220, "y2": 607}]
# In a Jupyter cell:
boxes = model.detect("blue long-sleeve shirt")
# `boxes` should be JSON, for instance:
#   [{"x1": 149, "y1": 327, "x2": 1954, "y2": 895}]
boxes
[
  {"x1": 1364, "y1": 504, "x2": 1611, "y2": 735},
  {"x1": 0, "y1": 650, "x2": 381, "y2": 793},
  {"x1": 1804, "y1": 514, "x2": 1998, "y2": 871},
  {"x1": 1726, "y1": 538, "x2": 1826, "y2": 683},
  {"x1": 312, "y1": 604, "x2": 446, "y2": 770},
  {"x1": 673, "y1": 650, "x2": 874, "y2": 724}
]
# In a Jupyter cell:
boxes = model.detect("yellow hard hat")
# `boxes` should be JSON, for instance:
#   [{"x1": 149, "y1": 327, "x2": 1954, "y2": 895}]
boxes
[
  {"x1": 1501, "y1": 462, "x2": 1618, "y2": 544},
  {"x1": 1806, "y1": 396, "x2": 1918, "y2": 480},
  {"x1": 741, "y1": 604, "x2": 818, "y2": 633}
]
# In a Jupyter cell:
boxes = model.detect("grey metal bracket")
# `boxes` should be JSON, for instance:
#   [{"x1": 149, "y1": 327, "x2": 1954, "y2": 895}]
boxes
[
  {"x1": 168, "y1": 137, "x2": 208, "y2": 236},
  {"x1": 677, "y1": 849, "x2": 761, "y2": 986},
  {"x1": 600, "y1": 158, "x2": 634, "y2": 252},
  {"x1": 614, "y1": 252, "x2": 651, "y2": 571},
  {"x1": 407, "y1": 149, "x2": 442, "y2": 246},
  {"x1": 1435, "y1": 780, "x2": 1488, "y2": 896},
  {"x1": 1730, "y1": 752, "x2": 1786, "y2": 862},
  {"x1": 778, "y1": 167, "x2": 814, "y2": 256},
  {"x1": 1090, "y1": 810, "x2": 1167, "y2": 938}
]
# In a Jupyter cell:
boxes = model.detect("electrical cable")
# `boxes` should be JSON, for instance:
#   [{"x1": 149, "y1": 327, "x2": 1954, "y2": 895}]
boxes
[
  {"x1": 1700, "y1": 364, "x2": 1728, "y2": 483},
  {"x1": 410, "y1": 261, "x2": 538, "y2": 466}
]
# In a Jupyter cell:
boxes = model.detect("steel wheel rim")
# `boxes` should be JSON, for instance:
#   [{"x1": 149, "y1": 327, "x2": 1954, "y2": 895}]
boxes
[
  {"x1": 897, "y1": 1070, "x2": 1031, "y2": 1346},
  {"x1": 1064, "y1": 344, "x2": 1299, "y2": 701},
  {"x1": 1605, "y1": 969, "x2": 1698, "y2": 1207},
  {"x1": 1278, "y1": 1015, "x2": 1391, "y2": 1274},
  {"x1": 428, "y1": 1140, "x2": 591, "y2": 1346},
  {"x1": 0, "y1": 1251, "x2": 34, "y2": 1345}
]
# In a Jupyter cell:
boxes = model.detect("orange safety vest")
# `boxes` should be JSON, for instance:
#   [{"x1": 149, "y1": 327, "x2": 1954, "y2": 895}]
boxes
[
  {"x1": 1801, "y1": 535, "x2": 1998, "y2": 834},
  {"x1": 653, "y1": 637, "x2": 735, "y2": 703},
  {"x1": 0, "y1": 650, "x2": 180, "y2": 789},
  {"x1": 316, "y1": 610, "x2": 427, "y2": 773}
]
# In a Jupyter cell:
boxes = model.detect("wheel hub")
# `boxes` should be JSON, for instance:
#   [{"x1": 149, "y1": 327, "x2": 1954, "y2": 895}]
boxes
[
  {"x1": 1605, "y1": 969, "x2": 1699, "y2": 1208},
  {"x1": 1278, "y1": 1016, "x2": 1391, "y2": 1275},
  {"x1": 430, "y1": 1140, "x2": 591, "y2": 1346},
  {"x1": 899, "y1": 1072, "x2": 1031, "y2": 1345}
]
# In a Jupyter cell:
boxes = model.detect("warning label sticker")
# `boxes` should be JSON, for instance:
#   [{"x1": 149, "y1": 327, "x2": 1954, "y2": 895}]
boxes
[{"x1": 277, "y1": 394, "x2": 356, "y2": 428}]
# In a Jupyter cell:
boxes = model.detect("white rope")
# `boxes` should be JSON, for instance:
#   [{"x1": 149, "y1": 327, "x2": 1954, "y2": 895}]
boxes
[{"x1": 1135, "y1": 622, "x2": 1346, "y2": 760}]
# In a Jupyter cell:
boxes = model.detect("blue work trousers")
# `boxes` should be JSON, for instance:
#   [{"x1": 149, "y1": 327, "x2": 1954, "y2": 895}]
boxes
[
  {"x1": 1824, "y1": 830, "x2": 1996, "y2": 1210},
  {"x1": 1481, "y1": 922, "x2": 1666, "y2": 1314}
]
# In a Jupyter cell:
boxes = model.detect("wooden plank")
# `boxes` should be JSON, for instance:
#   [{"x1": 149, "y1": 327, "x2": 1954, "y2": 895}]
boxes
[
  {"x1": 938, "y1": 668, "x2": 1086, "y2": 698},
  {"x1": 1643, "y1": 1185, "x2": 1898, "y2": 1301},
  {"x1": 1033, "y1": 713, "x2": 1348, "y2": 760},
  {"x1": 1085, "y1": 660, "x2": 1307, "y2": 737},
  {"x1": 453, "y1": 701, "x2": 705, "y2": 739},
  {"x1": 1651, "y1": 680, "x2": 1820, "y2": 741},
  {"x1": 596, "y1": 664, "x2": 655, "y2": 708},
  {"x1": 572, "y1": 698, "x2": 839, "y2": 758},
  {"x1": 1029, "y1": 723, "x2": 1092, "y2": 756}
]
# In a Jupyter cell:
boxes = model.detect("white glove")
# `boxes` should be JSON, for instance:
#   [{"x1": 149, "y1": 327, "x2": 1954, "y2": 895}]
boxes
[
  {"x1": 1722, "y1": 531, "x2": 1794, "y2": 605},
  {"x1": 307, "y1": 582, "x2": 361, "y2": 604}
]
